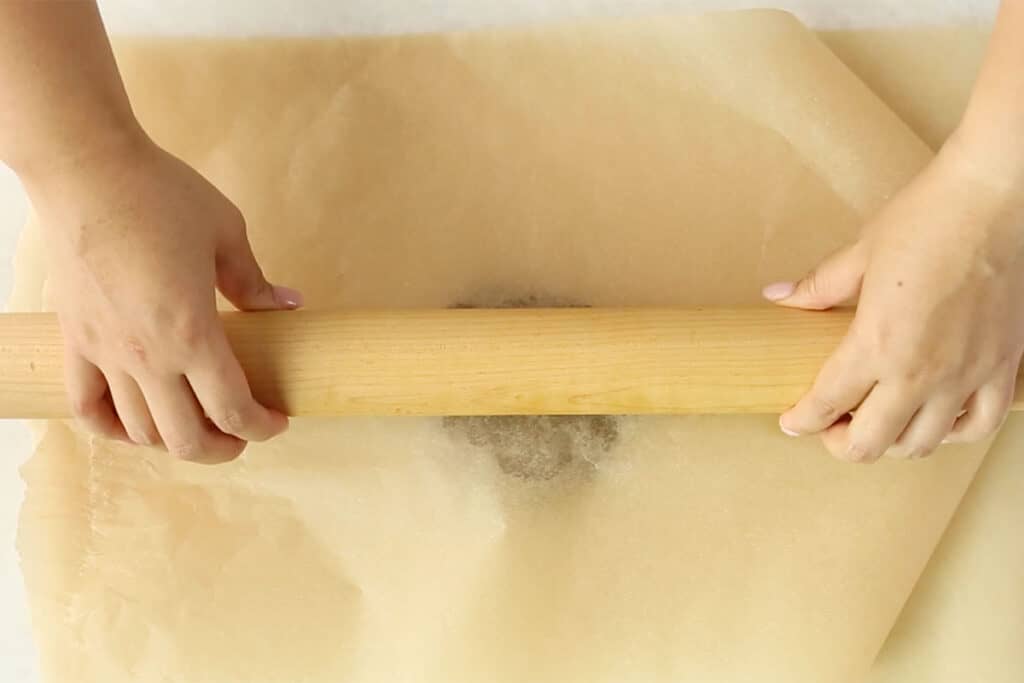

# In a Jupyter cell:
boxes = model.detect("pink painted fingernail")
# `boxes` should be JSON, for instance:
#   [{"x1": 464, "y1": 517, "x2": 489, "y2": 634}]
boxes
[
  {"x1": 762, "y1": 281, "x2": 796, "y2": 302},
  {"x1": 779, "y1": 418, "x2": 800, "y2": 437},
  {"x1": 273, "y1": 285, "x2": 305, "y2": 309}
]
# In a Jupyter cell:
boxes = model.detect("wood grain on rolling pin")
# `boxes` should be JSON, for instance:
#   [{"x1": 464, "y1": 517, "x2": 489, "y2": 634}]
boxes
[{"x1": 1, "y1": 308, "x2": 1021, "y2": 419}]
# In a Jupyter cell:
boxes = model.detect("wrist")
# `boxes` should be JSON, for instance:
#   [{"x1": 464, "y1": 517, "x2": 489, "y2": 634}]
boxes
[
  {"x1": 17, "y1": 118, "x2": 151, "y2": 200},
  {"x1": 944, "y1": 114, "x2": 1024, "y2": 198},
  {"x1": 935, "y1": 122, "x2": 1024, "y2": 266}
]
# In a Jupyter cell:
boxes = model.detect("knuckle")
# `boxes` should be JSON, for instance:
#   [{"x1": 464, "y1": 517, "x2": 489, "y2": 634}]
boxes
[
  {"x1": 905, "y1": 443, "x2": 936, "y2": 460},
  {"x1": 862, "y1": 322, "x2": 895, "y2": 357},
  {"x1": 206, "y1": 438, "x2": 246, "y2": 464},
  {"x1": 172, "y1": 315, "x2": 211, "y2": 351},
  {"x1": 802, "y1": 269, "x2": 822, "y2": 299},
  {"x1": 167, "y1": 438, "x2": 204, "y2": 461},
  {"x1": 978, "y1": 413, "x2": 1007, "y2": 438},
  {"x1": 68, "y1": 321, "x2": 100, "y2": 349},
  {"x1": 812, "y1": 396, "x2": 843, "y2": 422},
  {"x1": 911, "y1": 445, "x2": 937, "y2": 460},
  {"x1": 959, "y1": 412, "x2": 1009, "y2": 443},
  {"x1": 216, "y1": 268, "x2": 247, "y2": 297},
  {"x1": 219, "y1": 266, "x2": 269, "y2": 302},
  {"x1": 876, "y1": 352, "x2": 951, "y2": 392},
  {"x1": 888, "y1": 444, "x2": 914, "y2": 460},
  {"x1": 968, "y1": 356, "x2": 999, "y2": 381},
  {"x1": 224, "y1": 440, "x2": 247, "y2": 460},
  {"x1": 70, "y1": 395, "x2": 102, "y2": 420},
  {"x1": 845, "y1": 441, "x2": 880, "y2": 463},
  {"x1": 894, "y1": 362, "x2": 929, "y2": 387},
  {"x1": 215, "y1": 405, "x2": 252, "y2": 434},
  {"x1": 120, "y1": 336, "x2": 149, "y2": 365},
  {"x1": 128, "y1": 427, "x2": 161, "y2": 447},
  {"x1": 954, "y1": 428, "x2": 984, "y2": 444}
]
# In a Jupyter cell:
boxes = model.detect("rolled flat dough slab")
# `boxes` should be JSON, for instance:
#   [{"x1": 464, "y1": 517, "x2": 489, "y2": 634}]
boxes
[{"x1": 10, "y1": 12, "x2": 1011, "y2": 683}]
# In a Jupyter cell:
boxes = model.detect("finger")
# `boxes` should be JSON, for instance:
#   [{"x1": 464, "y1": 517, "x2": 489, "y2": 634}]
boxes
[
  {"x1": 947, "y1": 371, "x2": 1016, "y2": 443},
  {"x1": 780, "y1": 341, "x2": 875, "y2": 436},
  {"x1": 105, "y1": 372, "x2": 161, "y2": 447},
  {"x1": 892, "y1": 393, "x2": 967, "y2": 460},
  {"x1": 215, "y1": 217, "x2": 303, "y2": 311},
  {"x1": 186, "y1": 334, "x2": 288, "y2": 442},
  {"x1": 763, "y1": 242, "x2": 867, "y2": 310},
  {"x1": 836, "y1": 383, "x2": 923, "y2": 463},
  {"x1": 819, "y1": 414, "x2": 851, "y2": 456},
  {"x1": 141, "y1": 375, "x2": 246, "y2": 464},
  {"x1": 64, "y1": 349, "x2": 128, "y2": 442}
]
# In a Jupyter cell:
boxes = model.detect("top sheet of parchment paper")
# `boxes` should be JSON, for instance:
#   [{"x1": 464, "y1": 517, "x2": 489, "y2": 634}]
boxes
[
  {"x1": 821, "y1": 27, "x2": 1024, "y2": 683},
  {"x1": 11, "y1": 10, "x2": 997, "y2": 683}
]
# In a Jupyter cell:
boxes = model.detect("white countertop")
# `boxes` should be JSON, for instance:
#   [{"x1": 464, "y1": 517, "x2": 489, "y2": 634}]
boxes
[{"x1": 0, "y1": 2, "x2": 998, "y2": 681}]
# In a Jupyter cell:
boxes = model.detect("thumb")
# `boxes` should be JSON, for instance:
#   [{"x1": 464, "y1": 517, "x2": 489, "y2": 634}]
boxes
[
  {"x1": 216, "y1": 229, "x2": 303, "y2": 312},
  {"x1": 762, "y1": 242, "x2": 867, "y2": 310}
]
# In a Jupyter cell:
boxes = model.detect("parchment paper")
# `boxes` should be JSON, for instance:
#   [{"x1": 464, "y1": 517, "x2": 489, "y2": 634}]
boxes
[
  {"x1": 11, "y1": 11, "x2": 1006, "y2": 682},
  {"x1": 825, "y1": 27, "x2": 1024, "y2": 683}
]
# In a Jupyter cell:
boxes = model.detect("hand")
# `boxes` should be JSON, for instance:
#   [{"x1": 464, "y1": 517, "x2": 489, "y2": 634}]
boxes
[
  {"x1": 763, "y1": 135, "x2": 1024, "y2": 463},
  {"x1": 30, "y1": 134, "x2": 302, "y2": 464}
]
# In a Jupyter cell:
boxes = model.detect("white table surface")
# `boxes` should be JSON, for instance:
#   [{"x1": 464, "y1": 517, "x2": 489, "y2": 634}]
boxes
[{"x1": 0, "y1": 2, "x2": 998, "y2": 681}]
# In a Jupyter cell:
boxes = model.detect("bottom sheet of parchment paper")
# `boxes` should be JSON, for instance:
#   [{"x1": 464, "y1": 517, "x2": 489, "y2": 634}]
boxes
[{"x1": 10, "y1": 11, "x2": 1015, "y2": 683}]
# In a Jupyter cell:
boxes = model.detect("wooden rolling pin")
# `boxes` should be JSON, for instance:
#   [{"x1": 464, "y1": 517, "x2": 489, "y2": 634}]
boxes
[{"x1": 1, "y1": 308, "x2": 1021, "y2": 419}]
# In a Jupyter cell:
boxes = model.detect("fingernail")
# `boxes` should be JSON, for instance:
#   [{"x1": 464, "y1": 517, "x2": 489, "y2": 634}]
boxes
[
  {"x1": 779, "y1": 418, "x2": 800, "y2": 437},
  {"x1": 273, "y1": 285, "x2": 304, "y2": 309},
  {"x1": 762, "y1": 281, "x2": 796, "y2": 302},
  {"x1": 270, "y1": 410, "x2": 290, "y2": 432}
]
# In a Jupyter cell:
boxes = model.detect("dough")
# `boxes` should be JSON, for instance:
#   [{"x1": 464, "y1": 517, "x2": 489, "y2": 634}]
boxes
[{"x1": 11, "y1": 12, "x2": 1012, "y2": 683}]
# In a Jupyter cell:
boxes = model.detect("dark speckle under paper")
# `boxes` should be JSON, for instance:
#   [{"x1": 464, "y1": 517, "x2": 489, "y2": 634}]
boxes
[{"x1": 443, "y1": 292, "x2": 620, "y2": 481}]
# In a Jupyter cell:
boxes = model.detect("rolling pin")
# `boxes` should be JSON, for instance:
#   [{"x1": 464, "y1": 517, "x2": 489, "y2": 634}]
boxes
[{"x1": 1, "y1": 307, "x2": 1021, "y2": 419}]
